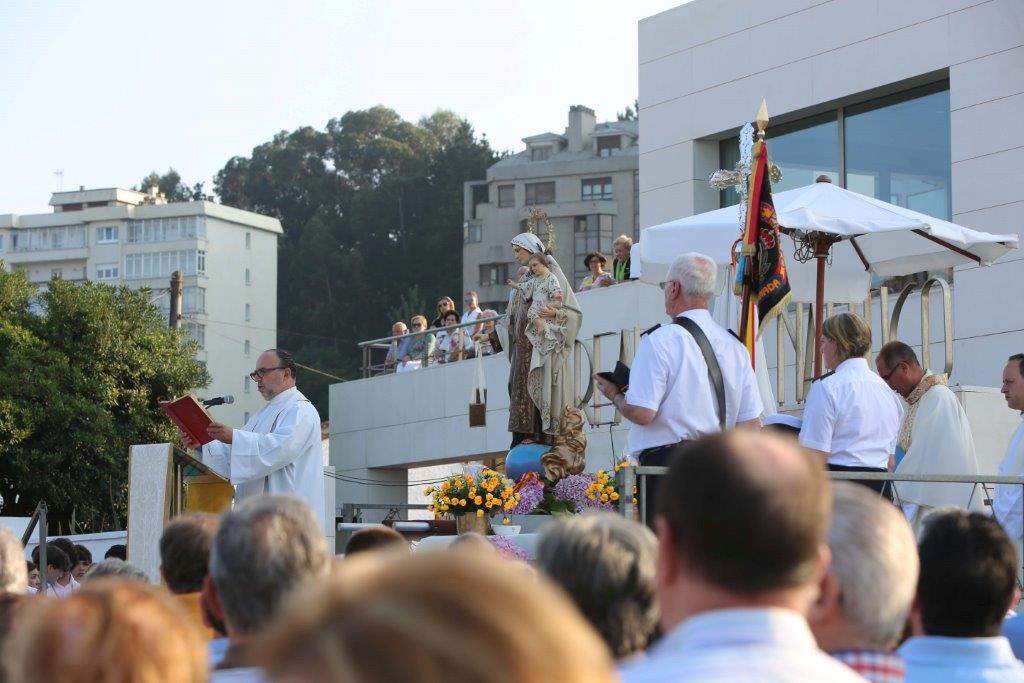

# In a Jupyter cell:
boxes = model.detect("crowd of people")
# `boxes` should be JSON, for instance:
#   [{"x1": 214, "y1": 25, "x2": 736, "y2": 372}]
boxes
[
  {"x1": 2, "y1": 429, "x2": 1024, "y2": 682},
  {"x1": 382, "y1": 234, "x2": 635, "y2": 373},
  {"x1": 384, "y1": 291, "x2": 503, "y2": 373}
]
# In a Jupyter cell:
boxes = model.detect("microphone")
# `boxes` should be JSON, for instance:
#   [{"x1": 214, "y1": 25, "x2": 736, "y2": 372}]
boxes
[{"x1": 202, "y1": 395, "x2": 235, "y2": 408}]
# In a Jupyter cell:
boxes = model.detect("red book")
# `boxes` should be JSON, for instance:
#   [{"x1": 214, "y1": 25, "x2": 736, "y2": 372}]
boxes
[{"x1": 160, "y1": 395, "x2": 214, "y2": 446}]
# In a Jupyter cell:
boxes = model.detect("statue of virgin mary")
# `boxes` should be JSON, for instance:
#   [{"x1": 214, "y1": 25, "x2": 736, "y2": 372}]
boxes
[{"x1": 504, "y1": 232, "x2": 582, "y2": 447}]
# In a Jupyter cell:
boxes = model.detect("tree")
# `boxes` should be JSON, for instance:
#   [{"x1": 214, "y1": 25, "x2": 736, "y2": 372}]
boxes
[
  {"x1": 213, "y1": 107, "x2": 496, "y2": 413},
  {"x1": 617, "y1": 99, "x2": 639, "y2": 121},
  {"x1": 138, "y1": 168, "x2": 211, "y2": 202},
  {"x1": 0, "y1": 266, "x2": 209, "y2": 533}
]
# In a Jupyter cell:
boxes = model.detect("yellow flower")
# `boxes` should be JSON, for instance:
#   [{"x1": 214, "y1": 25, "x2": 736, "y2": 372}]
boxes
[
  {"x1": 600, "y1": 494, "x2": 609, "y2": 503},
  {"x1": 610, "y1": 492, "x2": 620, "y2": 501},
  {"x1": 502, "y1": 516, "x2": 511, "y2": 524},
  {"x1": 423, "y1": 486, "x2": 433, "y2": 495},
  {"x1": 460, "y1": 499, "x2": 467, "y2": 507},
  {"x1": 476, "y1": 509, "x2": 484, "y2": 517},
  {"x1": 474, "y1": 496, "x2": 483, "y2": 505}
]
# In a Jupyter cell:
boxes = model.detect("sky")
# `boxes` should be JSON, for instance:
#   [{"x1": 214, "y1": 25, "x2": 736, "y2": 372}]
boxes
[{"x1": 0, "y1": 0, "x2": 685, "y2": 215}]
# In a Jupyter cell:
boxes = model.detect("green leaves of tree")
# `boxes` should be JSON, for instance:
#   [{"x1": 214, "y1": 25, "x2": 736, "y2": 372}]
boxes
[{"x1": 0, "y1": 266, "x2": 209, "y2": 532}]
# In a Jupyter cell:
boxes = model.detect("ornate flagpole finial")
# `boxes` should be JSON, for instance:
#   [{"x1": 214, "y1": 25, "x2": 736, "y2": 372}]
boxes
[{"x1": 755, "y1": 99, "x2": 769, "y2": 134}]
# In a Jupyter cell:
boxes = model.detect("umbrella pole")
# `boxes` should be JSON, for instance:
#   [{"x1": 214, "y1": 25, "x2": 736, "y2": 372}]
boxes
[{"x1": 812, "y1": 236, "x2": 834, "y2": 377}]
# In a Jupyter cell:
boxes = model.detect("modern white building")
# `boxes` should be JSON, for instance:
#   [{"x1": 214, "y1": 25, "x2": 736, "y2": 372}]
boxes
[
  {"x1": 0, "y1": 187, "x2": 282, "y2": 426},
  {"x1": 638, "y1": 0, "x2": 1024, "y2": 389},
  {"x1": 463, "y1": 105, "x2": 639, "y2": 305}
]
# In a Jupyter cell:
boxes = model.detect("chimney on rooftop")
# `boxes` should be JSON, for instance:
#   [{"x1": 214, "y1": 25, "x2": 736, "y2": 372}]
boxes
[
  {"x1": 79, "y1": 185, "x2": 84, "y2": 191},
  {"x1": 567, "y1": 105, "x2": 596, "y2": 153}
]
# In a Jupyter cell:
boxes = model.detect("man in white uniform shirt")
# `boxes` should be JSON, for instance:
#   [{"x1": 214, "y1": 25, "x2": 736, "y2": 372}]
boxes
[
  {"x1": 181, "y1": 349, "x2": 326, "y2": 533},
  {"x1": 994, "y1": 353, "x2": 1024, "y2": 566},
  {"x1": 594, "y1": 252, "x2": 763, "y2": 522}
]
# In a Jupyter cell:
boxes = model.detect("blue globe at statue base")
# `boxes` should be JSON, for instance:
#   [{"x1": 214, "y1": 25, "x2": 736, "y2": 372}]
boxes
[{"x1": 505, "y1": 442, "x2": 551, "y2": 483}]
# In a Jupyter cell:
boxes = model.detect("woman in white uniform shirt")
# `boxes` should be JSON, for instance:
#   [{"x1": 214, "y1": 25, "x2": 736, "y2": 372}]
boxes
[{"x1": 799, "y1": 312, "x2": 903, "y2": 498}]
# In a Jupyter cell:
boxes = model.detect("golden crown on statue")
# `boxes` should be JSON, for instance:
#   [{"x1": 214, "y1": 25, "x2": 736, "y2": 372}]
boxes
[{"x1": 526, "y1": 206, "x2": 556, "y2": 253}]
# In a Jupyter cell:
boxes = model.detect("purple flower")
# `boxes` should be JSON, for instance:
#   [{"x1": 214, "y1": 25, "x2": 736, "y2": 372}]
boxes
[
  {"x1": 509, "y1": 478, "x2": 544, "y2": 515},
  {"x1": 488, "y1": 536, "x2": 529, "y2": 561},
  {"x1": 554, "y1": 473, "x2": 613, "y2": 512}
]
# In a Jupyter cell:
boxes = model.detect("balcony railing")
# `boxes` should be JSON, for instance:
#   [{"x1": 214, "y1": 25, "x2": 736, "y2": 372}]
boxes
[{"x1": 358, "y1": 316, "x2": 506, "y2": 378}]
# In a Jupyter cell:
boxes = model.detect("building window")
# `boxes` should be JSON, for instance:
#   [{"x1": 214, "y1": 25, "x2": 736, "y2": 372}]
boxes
[
  {"x1": 245, "y1": 268, "x2": 251, "y2": 285},
  {"x1": 96, "y1": 225, "x2": 118, "y2": 243},
  {"x1": 464, "y1": 221, "x2": 482, "y2": 244},
  {"x1": 497, "y1": 185, "x2": 515, "y2": 208},
  {"x1": 126, "y1": 216, "x2": 206, "y2": 243},
  {"x1": 597, "y1": 136, "x2": 621, "y2": 157},
  {"x1": 96, "y1": 264, "x2": 119, "y2": 280},
  {"x1": 525, "y1": 182, "x2": 555, "y2": 205},
  {"x1": 244, "y1": 303, "x2": 251, "y2": 322},
  {"x1": 125, "y1": 250, "x2": 203, "y2": 279},
  {"x1": 582, "y1": 177, "x2": 613, "y2": 201},
  {"x1": 530, "y1": 146, "x2": 551, "y2": 162},
  {"x1": 183, "y1": 322, "x2": 205, "y2": 348},
  {"x1": 10, "y1": 226, "x2": 87, "y2": 252},
  {"x1": 244, "y1": 376, "x2": 251, "y2": 394},
  {"x1": 574, "y1": 214, "x2": 613, "y2": 286},
  {"x1": 245, "y1": 232, "x2": 252, "y2": 249},
  {"x1": 0, "y1": 235, "x2": 4, "y2": 251},
  {"x1": 478, "y1": 262, "x2": 509, "y2": 287},
  {"x1": 244, "y1": 339, "x2": 251, "y2": 357},
  {"x1": 717, "y1": 81, "x2": 949, "y2": 221}
]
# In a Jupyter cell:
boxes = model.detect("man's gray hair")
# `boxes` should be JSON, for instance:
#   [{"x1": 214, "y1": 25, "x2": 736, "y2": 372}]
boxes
[
  {"x1": 666, "y1": 252, "x2": 717, "y2": 300},
  {"x1": 209, "y1": 495, "x2": 329, "y2": 635},
  {"x1": 828, "y1": 482, "x2": 919, "y2": 648},
  {"x1": 84, "y1": 558, "x2": 149, "y2": 583},
  {"x1": 0, "y1": 527, "x2": 27, "y2": 594},
  {"x1": 536, "y1": 512, "x2": 659, "y2": 659}
]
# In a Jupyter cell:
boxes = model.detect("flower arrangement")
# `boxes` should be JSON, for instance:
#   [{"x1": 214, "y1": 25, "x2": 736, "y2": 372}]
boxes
[
  {"x1": 506, "y1": 460, "x2": 634, "y2": 516},
  {"x1": 425, "y1": 469, "x2": 520, "y2": 518}
]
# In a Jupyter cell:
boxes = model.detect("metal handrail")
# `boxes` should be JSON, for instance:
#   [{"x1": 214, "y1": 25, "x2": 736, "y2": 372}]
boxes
[
  {"x1": 20, "y1": 501, "x2": 48, "y2": 592},
  {"x1": 617, "y1": 467, "x2": 1024, "y2": 525},
  {"x1": 358, "y1": 315, "x2": 507, "y2": 348}
]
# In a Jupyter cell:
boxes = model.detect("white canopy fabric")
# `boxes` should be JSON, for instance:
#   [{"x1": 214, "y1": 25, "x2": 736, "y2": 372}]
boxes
[{"x1": 638, "y1": 182, "x2": 1019, "y2": 303}]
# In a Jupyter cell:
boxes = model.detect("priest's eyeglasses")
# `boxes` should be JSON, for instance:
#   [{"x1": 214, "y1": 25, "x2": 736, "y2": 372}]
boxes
[
  {"x1": 249, "y1": 366, "x2": 286, "y2": 381},
  {"x1": 880, "y1": 362, "x2": 905, "y2": 383}
]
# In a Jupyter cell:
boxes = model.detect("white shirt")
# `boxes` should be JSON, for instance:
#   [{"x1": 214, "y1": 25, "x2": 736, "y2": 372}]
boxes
[
  {"x1": 202, "y1": 387, "x2": 326, "y2": 532},
  {"x1": 625, "y1": 309, "x2": 763, "y2": 454},
  {"x1": 620, "y1": 608, "x2": 867, "y2": 682},
  {"x1": 460, "y1": 308, "x2": 481, "y2": 334},
  {"x1": 799, "y1": 358, "x2": 903, "y2": 469},
  {"x1": 994, "y1": 416, "x2": 1024, "y2": 540},
  {"x1": 899, "y1": 635, "x2": 1024, "y2": 682},
  {"x1": 46, "y1": 575, "x2": 79, "y2": 599}
]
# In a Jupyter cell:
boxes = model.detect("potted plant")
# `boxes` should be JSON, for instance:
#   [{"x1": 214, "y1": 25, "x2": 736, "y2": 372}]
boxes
[{"x1": 425, "y1": 469, "x2": 520, "y2": 535}]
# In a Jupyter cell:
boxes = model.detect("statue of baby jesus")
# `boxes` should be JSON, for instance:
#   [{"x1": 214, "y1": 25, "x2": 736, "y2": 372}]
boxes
[{"x1": 508, "y1": 253, "x2": 567, "y2": 357}]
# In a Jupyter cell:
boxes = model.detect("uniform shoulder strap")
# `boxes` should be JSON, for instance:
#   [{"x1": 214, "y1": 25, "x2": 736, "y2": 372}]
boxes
[{"x1": 672, "y1": 317, "x2": 726, "y2": 431}]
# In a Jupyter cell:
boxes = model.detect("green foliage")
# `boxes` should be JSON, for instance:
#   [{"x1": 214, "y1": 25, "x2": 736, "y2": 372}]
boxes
[
  {"x1": 138, "y1": 168, "x2": 211, "y2": 202},
  {"x1": 0, "y1": 266, "x2": 209, "y2": 532},
  {"x1": 213, "y1": 107, "x2": 496, "y2": 412},
  {"x1": 617, "y1": 99, "x2": 639, "y2": 121}
]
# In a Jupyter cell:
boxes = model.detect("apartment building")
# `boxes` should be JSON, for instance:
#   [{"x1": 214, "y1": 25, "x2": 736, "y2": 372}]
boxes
[
  {"x1": 463, "y1": 105, "x2": 639, "y2": 310},
  {"x1": 0, "y1": 187, "x2": 282, "y2": 426}
]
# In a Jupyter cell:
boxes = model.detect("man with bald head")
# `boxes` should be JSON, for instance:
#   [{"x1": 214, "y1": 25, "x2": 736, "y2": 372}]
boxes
[
  {"x1": 181, "y1": 348, "x2": 325, "y2": 532},
  {"x1": 622, "y1": 431, "x2": 864, "y2": 682}
]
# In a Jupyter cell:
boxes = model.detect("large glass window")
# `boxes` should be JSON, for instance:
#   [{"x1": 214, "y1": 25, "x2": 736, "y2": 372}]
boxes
[
  {"x1": 478, "y1": 262, "x2": 509, "y2": 287},
  {"x1": 124, "y1": 250, "x2": 202, "y2": 279},
  {"x1": 525, "y1": 182, "x2": 555, "y2": 205},
  {"x1": 717, "y1": 82, "x2": 950, "y2": 224},
  {"x1": 126, "y1": 216, "x2": 206, "y2": 243},
  {"x1": 582, "y1": 177, "x2": 613, "y2": 201},
  {"x1": 597, "y1": 136, "x2": 621, "y2": 157},
  {"x1": 497, "y1": 185, "x2": 515, "y2": 208},
  {"x1": 844, "y1": 84, "x2": 951, "y2": 220}
]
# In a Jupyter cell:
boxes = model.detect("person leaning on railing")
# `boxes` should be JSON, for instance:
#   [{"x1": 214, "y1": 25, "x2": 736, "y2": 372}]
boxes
[
  {"x1": 384, "y1": 321, "x2": 408, "y2": 373},
  {"x1": 396, "y1": 315, "x2": 434, "y2": 373},
  {"x1": 433, "y1": 310, "x2": 472, "y2": 364}
]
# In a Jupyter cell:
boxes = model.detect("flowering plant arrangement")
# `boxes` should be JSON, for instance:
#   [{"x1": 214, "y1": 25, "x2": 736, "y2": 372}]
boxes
[
  {"x1": 425, "y1": 469, "x2": 520, "y2": 519},
  {"x1": 506, "y1": 460, "x2": 633, "y2": 516}
]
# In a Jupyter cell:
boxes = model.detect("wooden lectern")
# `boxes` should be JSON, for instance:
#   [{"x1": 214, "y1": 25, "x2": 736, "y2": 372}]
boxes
[{"x1": 127, "y1": 443, "x2": 234, "y2": 582}]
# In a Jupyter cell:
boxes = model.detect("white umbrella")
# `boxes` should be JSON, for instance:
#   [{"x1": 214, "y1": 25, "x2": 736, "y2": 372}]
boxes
[{"x1": 638, "y1": 179, "x2": 1018, "y2": 374}]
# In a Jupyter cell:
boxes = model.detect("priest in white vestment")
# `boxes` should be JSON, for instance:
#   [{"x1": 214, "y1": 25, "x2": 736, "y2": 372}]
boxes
[
  {"x1": 875, "y1": 342, "x2": 980, "y2": 529},
  {"x1": 994, "y1": 354, "x2": 1024, "y2": 569},
  {"x1": 181, "y1": 349, "x2": 326, "y2": 532}
]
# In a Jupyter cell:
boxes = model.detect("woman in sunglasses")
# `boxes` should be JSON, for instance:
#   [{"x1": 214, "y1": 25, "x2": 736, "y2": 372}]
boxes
[{"x1": 397, "y1": 315, "x2": 435, "y2": 373}]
